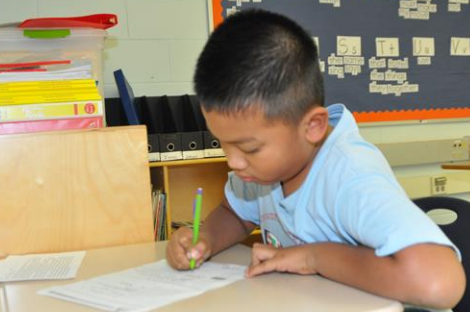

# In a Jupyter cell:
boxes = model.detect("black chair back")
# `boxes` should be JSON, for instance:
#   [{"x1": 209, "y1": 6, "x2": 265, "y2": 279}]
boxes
[{"x1": 413, "y1": 196, "x2": 470, "y2": 312}]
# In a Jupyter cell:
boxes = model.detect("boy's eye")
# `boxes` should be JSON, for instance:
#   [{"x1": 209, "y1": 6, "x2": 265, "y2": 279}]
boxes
[{"x1": 242, "y1": 148, "x2": 260, "y2": 154}]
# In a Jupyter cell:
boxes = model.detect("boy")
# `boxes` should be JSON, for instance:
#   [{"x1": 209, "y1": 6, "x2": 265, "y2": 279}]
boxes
[{"x1": 166, "y1": 9, "x2": 465, "y2": 309}]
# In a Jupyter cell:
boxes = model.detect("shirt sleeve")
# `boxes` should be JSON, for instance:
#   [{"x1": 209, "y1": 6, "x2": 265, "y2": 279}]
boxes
[
  {"x1": 224, "y1": 172, "x2": 261, "y2": 224},
  {"x1": 334, "y1": 173, "x2": 460, "y2": 258}
]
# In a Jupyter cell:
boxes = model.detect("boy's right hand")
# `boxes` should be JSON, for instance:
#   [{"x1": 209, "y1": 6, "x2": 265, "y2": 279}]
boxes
[{"x1": 166, "y1": 227, "x2": 212, "y2": 270}]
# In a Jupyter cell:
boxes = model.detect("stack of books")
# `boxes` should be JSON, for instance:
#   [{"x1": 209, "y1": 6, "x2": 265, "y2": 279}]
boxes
[
  {"x1": 151, "y1": 187, "x2": 167, "y2": 241},
  {"x1": 0, "y1": 78, "x2": 104, "y2": 134}
]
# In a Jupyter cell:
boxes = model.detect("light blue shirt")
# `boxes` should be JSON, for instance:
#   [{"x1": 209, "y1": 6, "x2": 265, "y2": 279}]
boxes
[{"x1": 225, "y1": 104, "x2": 457, "y2": 257}]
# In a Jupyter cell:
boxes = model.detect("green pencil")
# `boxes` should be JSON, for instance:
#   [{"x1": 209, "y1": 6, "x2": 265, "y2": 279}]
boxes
[{"x1": 190, "y1": 187, "x2": 203, "y2": 270}]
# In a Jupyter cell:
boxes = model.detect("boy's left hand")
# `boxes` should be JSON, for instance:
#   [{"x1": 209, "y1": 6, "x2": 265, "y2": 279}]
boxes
[{"x1": 246, "y1": 243, "x2": 318, "y2": 277}]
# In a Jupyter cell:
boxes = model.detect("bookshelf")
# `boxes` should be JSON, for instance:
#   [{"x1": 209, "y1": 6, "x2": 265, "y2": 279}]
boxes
[{"x1": 149, "y1": 157, "x2": 230, "y2": 238}]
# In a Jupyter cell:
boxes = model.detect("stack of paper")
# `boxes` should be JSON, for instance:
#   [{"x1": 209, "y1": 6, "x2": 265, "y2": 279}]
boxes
[
  {"x1": 0, "y1": 251, "x2": 85, "y2": 282},
  {"x1": 0, "y1": 73, "x2": 104, "y2": 134},
  {"x1": 0, "y1": 61, "x2": 93, "y2": 82}
]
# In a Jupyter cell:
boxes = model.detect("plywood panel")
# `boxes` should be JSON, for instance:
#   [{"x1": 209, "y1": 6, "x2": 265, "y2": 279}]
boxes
[{"x1": 0, "y1": 126, "x2": 154, "y2": 255}]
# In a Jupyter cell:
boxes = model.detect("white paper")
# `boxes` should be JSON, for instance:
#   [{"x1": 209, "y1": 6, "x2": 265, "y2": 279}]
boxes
[
  {"x1": 0, "y1": 251, "x2": 85, "y2": 282},
  {"x1": 0, "y1": 63, "x2": 93, "y2": 82},
  {"x1": 39, "y1": 260, "x2": 246, "y2": 312}
]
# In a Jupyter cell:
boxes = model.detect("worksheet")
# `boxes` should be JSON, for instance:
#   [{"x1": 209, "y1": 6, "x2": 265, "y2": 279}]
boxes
[
  {"x1": 39, "y1": 260, "x2": 246, "y2": 312},
  {"x1": 0, "y1": 251, "x2": 85, "y2": 282}
]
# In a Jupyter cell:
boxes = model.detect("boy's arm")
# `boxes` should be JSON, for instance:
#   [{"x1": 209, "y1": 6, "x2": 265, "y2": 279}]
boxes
[
  {"x1": 201, "y1": 196, "x2": 258, "y2": 255},
  {"x1": 247, "y1": 242, "x2": 465, "y2": 310}
]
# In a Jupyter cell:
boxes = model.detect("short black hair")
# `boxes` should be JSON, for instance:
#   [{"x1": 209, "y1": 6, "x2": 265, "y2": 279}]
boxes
[{"x1": 194, "y1": 9, "x2": 324, "y2": 124}]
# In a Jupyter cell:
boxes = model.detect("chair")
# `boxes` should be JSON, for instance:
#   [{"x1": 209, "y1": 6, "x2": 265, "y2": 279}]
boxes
[
  {"x1": 412, "y1": 196, "x2": 470, "y2": 312},
  {"x1": 0, "y1": 125, "x2": 154, "y2": 255}
]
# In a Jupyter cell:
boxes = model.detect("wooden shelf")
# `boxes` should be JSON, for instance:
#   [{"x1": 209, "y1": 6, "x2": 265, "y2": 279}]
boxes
[
  {"x1": 149, "y1": 157, "x2": 227, "y2": 168},
  {"x1": 441, "y1": 162, "x2": 470, "y2": 170},
  {"x1": 149, "y1": 157, "x2": 230, "y2": 239}
]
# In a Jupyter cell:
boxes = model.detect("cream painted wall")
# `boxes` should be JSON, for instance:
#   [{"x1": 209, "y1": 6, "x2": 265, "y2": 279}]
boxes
[
  {"x1": 1, "y1": 0, "x2": 469, "y2": 198},
  {"x1": 0, "y1": 0, "x2": 208, "y2": 97}
]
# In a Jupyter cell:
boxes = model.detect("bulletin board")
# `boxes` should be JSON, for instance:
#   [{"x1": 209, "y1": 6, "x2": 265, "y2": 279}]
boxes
[{"x1": 210, "y1": 0, "x2": 470, "y2": 123}]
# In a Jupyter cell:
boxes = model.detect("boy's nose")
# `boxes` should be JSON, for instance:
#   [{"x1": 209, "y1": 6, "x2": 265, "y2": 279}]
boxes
[{"x1": 226, "y1": 153, "x2": 248, "y2": 171}]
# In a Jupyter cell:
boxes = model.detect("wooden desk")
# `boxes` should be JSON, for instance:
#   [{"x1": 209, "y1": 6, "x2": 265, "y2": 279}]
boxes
[{"x1": 0, "y1": 242, "x2": 403, "y2": 312}]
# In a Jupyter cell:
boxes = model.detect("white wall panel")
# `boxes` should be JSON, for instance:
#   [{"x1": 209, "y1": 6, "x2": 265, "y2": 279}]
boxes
[
  {"x1": 103, "y1": 39, "x2": 171, "y2": 84},
  {"x1": 169, "y1": 40, "x2": 206, "y2": 82},
  {"x1": 127, "y1": 0, "x2": 207, "y2": 39},
  {"x1": 0, "y1": 0, "x2": 37, "y2": 24}
]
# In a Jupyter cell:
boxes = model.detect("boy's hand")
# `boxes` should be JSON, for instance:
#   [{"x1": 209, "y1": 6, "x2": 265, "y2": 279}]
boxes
[
  {"x1": 246, "y1": 243, "x2": 318, "y2": 277},
  {"x1": 166, "y1": 227, "x2": 212, "y2": 270}
]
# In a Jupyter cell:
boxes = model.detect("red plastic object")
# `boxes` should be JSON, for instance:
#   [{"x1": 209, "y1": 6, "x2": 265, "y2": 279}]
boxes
[{"x1": 19, "y1": 14, "x2": 118, "y2": 29}]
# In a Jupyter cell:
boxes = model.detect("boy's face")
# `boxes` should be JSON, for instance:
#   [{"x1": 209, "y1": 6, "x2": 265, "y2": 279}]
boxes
[{"x1": 203, "y1": 106, "x2": 323, "y2": 189}]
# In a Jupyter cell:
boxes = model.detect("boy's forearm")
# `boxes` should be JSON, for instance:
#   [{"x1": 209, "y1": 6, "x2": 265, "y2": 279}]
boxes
[
  {"x1": 311, "y1": 242, "x2": 465, "y2": 309},
  {"x1": 201, "y1": 200, "x2": 255, "y2": 256}
]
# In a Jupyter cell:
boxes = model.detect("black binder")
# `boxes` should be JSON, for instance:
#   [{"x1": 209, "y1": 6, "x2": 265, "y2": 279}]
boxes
[
  {"x1": 148, "y1": 95, "x2": 183, "y2": 161},
  {"x1": 139, "y1": 96, "x2": 160, "y2": 162},
  {"x1": 188, "y1": 96, "x2": 224, "y2": 158},
  {"x1": 169, "y1": 95, "x2": 204, "y2": 160}
]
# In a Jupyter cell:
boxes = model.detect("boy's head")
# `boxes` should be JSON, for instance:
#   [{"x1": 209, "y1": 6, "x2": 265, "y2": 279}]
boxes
[
  {"x1": 195, "y1": 10, "x2": 329, "y2": 189},
  {"x1": 194, "y1": 9, "x2": 324, "y2": 125}
]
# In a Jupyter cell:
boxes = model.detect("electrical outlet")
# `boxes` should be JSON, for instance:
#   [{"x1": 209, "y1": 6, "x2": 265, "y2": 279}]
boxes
[
  {"x1": 451, "y1": 139, "x2": 468, "y2": 161},
  {"x1": 431, "y1": 176, "x2": 447, "y2": 195}
]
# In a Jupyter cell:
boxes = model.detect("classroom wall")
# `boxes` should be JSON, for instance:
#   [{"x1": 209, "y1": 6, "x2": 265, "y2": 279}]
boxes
[
  {"x1": 0, "y1": 0, "x2": 208, "y2": 97},
  {"x1": 1, "y1": 0, "x2": 470, "y2": 199}
]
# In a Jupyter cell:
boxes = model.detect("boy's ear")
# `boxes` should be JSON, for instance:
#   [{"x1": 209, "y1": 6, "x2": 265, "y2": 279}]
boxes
[{"x1": 303, "y1": 106, "x2": 329, "y2": 144}]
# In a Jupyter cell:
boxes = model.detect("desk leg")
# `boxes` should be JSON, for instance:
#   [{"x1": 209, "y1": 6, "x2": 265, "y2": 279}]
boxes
[{"x1": 0, "y1": 283, "x2": 9, "y2": 312}]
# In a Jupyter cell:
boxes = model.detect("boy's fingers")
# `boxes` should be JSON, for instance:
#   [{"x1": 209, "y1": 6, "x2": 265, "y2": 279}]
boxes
[
  {"x1": 167, "y1": 240, "x2": 191, "y2": 270},
  {"x1": 178, "y1": 234, "x2": 193, "y2": 249},
  {"x1": 250, "y1": 248, "x2": 264, "y2": 267},
  {"x1": 246, "y1": 259, "x2": 276, "y2": 277},
  {"x1": 166, "y1": 228, "x2": 199, "y2": 270},
  {"x1": 247, "y1": 244, "x2": 283, "y2": 277},
  {"x1": 251, "y1": 244, "x2": 277, "y2": 265},
  {"x1": 183, "y1": 241, "x2": 208, "y2": 270},
  {"x1": 169, "y1": 228, "x2": 211, "y2": 270},
  {"x1": 174, "y1": 253, "x2": 191, "y2": 270},
  {"x1": 196, "y1": 257, "x2": 205, "y2": 268},
  {"x1": 188, "y1": 248, "x2": 201, "y2": 260}
]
